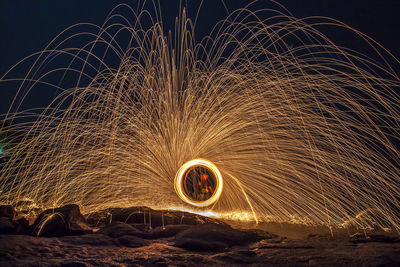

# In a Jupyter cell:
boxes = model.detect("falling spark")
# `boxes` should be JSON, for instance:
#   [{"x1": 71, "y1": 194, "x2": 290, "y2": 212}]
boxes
[{"x1": 1, "y1": 3, "x2": 400, "y2": 231}]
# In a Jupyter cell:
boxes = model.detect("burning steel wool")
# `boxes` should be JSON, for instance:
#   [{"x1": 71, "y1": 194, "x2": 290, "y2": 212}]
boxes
[
  {"x1": 174, "y1": 159, "x2": 223, "y2": 208},
  {"x1": 1, "y1": 2, "x2": 400, "y2": 231}
]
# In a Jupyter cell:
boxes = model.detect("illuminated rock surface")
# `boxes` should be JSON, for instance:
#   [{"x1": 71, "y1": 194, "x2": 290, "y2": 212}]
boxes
[{"x1": 30, "y1": 204, "x2": 92, "y2": 237}]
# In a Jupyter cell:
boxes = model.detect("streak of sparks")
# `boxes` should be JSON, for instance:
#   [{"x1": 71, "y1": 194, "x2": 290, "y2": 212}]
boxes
[{"x1": 1, "y1": 4, "x2": 400, "y2": 230}]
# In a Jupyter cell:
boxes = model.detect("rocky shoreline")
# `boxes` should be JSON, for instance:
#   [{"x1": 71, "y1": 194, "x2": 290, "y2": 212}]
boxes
[{"x1": 0, "y1": 204, "x2": 399, "y2": 266}]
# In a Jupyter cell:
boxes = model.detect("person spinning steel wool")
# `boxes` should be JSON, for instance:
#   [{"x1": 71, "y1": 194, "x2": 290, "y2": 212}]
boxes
[
  {"x1": 181, "y1": 165, "x2": 218, "y2": 202},
  {"x1": 198, "y1": 173, "x2": 214, "y2": 196}
]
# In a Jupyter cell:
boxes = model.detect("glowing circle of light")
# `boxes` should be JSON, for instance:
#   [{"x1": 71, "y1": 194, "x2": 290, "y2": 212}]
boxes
[{"x1": 174, "y1": 159, "x2": 223, "y2": 207}]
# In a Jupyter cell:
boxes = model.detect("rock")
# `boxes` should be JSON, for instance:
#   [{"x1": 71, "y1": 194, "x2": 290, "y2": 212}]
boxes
[
  {"x1": 98, "y1": 221, "x2": 193, "y2": 240},
  {"x1": 0, "y1": 205, "x2": 15, "y2": 219},
  {"x1": 96, "y1": 222, "x2": 151, "y2": 247},
  {"x1": 149, "y1": 224, "x2": 192, "y2": 238},
  {"x1": 97, "y1": 207, "x2": 226, "y2": 228},
  {"x1": 31, "y1": 204, "x2": 92, "y2": 237},
  {"x1": 130, "y1": 223, "x2": 152, "y2": 232},
  {"x1": 60, "y1": 234, "x2": 115, "y2": 246},
  {"x1": 350, "y1": 234, "x2": 400, "y2": 243},
  {"x1": 97, "y1": 221, "x2": 149, "y2": 238},
  {"x1": 116, "y1": 235, "x2": 151, "y2": 248},
  {"x1": 212, "y1": 250, "x2": 258, "y2": 264},
  {"x1": 0, "y1": 251, "x2": 17, "y2": 261},
  {"x1": 58, "y1": 261, "x2": 89, "y2": 267},
  {"x1": 85, "y1": 209, "x2": 111, "y2": 227},
  {"x1": 14, "y1": 217, "x2": 30, "y2": 235},
  {"x1": 0, "y1": 217, "x2": 15, "y2": 234},
  {"x1": 175, "y1": 237, "x2": 227, "y2": 251},
  {"x1": 174, "y1": 223, "x2": 267, "y2": 251}
]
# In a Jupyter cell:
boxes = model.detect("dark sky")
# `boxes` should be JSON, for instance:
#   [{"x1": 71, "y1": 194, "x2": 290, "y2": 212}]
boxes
[{"x1": 1, "y1": 0, "x2": 399, "y2": 116}]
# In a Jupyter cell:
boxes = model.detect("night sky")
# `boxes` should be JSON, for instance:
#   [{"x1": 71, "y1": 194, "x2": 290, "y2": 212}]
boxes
[{"x1": 1, "y1": 0, "x2": 399, "y2": 115}]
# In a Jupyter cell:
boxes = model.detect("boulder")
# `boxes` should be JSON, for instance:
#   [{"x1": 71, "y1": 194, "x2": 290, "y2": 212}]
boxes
[
  {"x1": 85, "y1": 210, "x2": 111, "y2": 227},
  {"x1": 97, "y1": 220, "x2": 193, "y2": 240},
  {"x1": 97, "y1": 221, "x2": 149, "y2": 238},
  {"x1": 14, "y1": 217, "x2": 30, "y2": 235},
  {"x1": 211, "y1": 250, "x2": 259, "y2": 264},
  {"x1": 60, "y1": 234, "x2": 115, "y2": 246},
  {"x1": 31, "y1": 204, "x2": 92, "y2": 237},
  {"x1": 96, "y1": 222, "x2": 151, "y2": 247},
  {"x1": 175, "y1": 237, "x2": 227, "y2": 252},
  {"x1": 149, "y1": 224, "x2": 191, "y2": 238},
  {"x1": 107, "y1": 207, "x2": 182, "y2": 227},
  {"x1": 174, "y1": 223, "x2": 268, "y2": 251},
  {"x1": 116, "y1": 235, "x2": 151, "y2": 248},
  {"x1": 0, "y1": 216, "x2": 31, "y2": 235},
  {"x1": 98, "y1": 207, "x2": 226, "y2": 228},
  {"x1": 0, "y1": 217, "x2": 15, "y2": 234},
  {"x1": 0, "y1": 205, "x2": 15, "y2": 219}
]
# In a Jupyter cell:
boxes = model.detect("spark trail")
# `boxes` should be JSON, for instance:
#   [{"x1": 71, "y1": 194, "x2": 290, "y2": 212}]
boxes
[{"x1": 1, "y1": 3, "x2": 400, "y2": 230}]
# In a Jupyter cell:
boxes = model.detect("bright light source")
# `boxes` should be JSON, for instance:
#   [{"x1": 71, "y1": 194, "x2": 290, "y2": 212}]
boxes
[{"x1": 174, "y1": 159, "x2": 223, "y2": 207}]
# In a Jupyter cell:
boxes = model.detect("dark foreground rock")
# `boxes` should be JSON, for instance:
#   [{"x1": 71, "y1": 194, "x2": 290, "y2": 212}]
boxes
[
  {"x1": 0, "y1": 205, "x2": 15, "y2": 219},
  {"x1": 97, "y1": 221, "x2": 147, "y2": 238},
  {"x1": 14, "y1": 217, "x2": 30, "y2": 234},
  {"x1": 0, "y1": 216, "x2": 29, "y2": 235},
  {"x1": 30, "y1": 204, "x2": 92, "y2": 237},
  {"x1": 174, "y1": 223, "x2": 274, "y2": 251},
  {"x1": 149, "y1": 224, "x2": 191, "y2": 238},
  {"x1": 87, "y1": 206, "x2": 227, "y2": 228},
  {"x1": 97, "y1": 221, "x2": 191, "y2": 240},
  {"x1": 1, "y1": 205, "x2": 400, "y2": 266},
  {"x1": 1, "y1": 228, "x2": 400, "y2": 266},
  {"x1": 0, "y1": 217, "x2": 14, "y2": 234}
]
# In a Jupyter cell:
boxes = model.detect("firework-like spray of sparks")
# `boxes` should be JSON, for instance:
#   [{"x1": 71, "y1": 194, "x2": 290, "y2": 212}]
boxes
[{"x1": 1, "y1": 3, "x2": 400, "y2": 230}]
